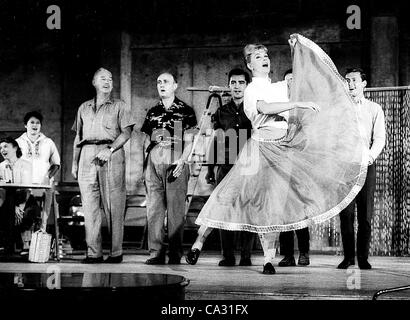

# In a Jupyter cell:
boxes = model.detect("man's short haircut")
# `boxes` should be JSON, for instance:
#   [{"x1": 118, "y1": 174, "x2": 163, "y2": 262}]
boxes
[
  {"x1": 345, "y1": 67, "x2": 367, "y2": 82},
  {"x1": 23, "y1": 111, "x2": 43, "y2": 125},
  {"x1": 0, "y1": 136, "x2": 22, "y2": 158},
  {"x1": 243, "y1": 44, "x2": 268, "y2": 64},
  {"x1": 228, "y1": 68, "x2": 250, "y2": 84},
  {"x1": 158, "y1": 71, "x2": 178, "y2": 84},
  {"x1": 93, "y1": 67, "x2": 112, "y2": 81},
  {"x1": 283, "y1": 68, "x2": 293, "y2": 80}
]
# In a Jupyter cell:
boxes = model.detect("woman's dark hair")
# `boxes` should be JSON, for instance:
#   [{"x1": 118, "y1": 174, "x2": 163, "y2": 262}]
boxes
[
  {"x1": 0, "y1": 136, "x2": 22, "y2": 158},
  {"x1": 23, "y1": 111, "x2": 43, "y2": 125}
]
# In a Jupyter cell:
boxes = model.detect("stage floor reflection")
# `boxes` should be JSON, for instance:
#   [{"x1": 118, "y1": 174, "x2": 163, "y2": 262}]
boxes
[
  {"x1": 0, "y1": 252, "x2": 409, "y2": 300},
  {"x1": 0, "y1": 272, "x2": 189, "y2": 301}
]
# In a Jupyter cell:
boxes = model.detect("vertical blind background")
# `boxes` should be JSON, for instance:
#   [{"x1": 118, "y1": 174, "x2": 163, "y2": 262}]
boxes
[{"x1": 311, "y1": 88, "x2": 410, "y2": 256}]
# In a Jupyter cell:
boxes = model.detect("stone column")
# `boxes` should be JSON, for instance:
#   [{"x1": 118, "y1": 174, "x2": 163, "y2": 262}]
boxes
[
  {"x1": 120, "y1": 31, "x2": 134, "y2": 193},
  {"x1": 370, "y1": 16, "x2": 399, "y2": 87}
]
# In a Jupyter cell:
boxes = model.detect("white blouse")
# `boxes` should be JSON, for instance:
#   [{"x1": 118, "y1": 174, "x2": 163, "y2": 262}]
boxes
[
  {"x1": 244, "y1": 77, "x2": 289, "y2": 130},
  {"x1": 0, "y1": 158, "x2": 32, "y2": 184},
  {"x1": 16, "y1": 133, "x2": 60, "y2": 184}
]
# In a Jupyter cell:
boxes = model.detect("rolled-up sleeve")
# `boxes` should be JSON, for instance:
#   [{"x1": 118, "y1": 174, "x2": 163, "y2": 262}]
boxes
[
  {"x1": 71, "y1": 105, "x2": 83, "y2": 134},
  {"x1": 186, "y1": 111, "x2": 197, "y2": 131},
  {"x1": 244, "y1": 86, "x2": 258, "y2": 122},
  {"x1": 118, "y1": 101, "x2": 136, "y2": 131},
  {"x1": 49, "y1": 140, "x2": 61, "y2": 166}
]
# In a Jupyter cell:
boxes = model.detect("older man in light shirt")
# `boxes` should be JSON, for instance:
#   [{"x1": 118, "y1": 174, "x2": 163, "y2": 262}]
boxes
[
  {"x1": 337, "y1": 67, "x2": 386, "y2": 270},
  {"x1": 72, "y1": 68, "x2": 135, "y2": 264}
]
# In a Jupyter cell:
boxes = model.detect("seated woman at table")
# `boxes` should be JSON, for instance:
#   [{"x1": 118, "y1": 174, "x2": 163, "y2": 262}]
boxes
[
  {"x1": 0, "y1": 137, "x2": 32, "y2": 185},
  {"x1": 0, "y1": 137, "x2": 39, "y2": 255}
]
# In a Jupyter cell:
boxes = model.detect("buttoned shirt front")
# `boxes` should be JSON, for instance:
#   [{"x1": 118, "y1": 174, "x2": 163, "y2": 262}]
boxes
[
  {"x1": 72, "y1": 97, "x2": 135, "y2": 145},
  {"x1": 356, "y1": 97, "x2": 386, "y2": 162},
  {"x1": 16, "y1": 133, "x2": 60, "y2": 184},
  {"x1": 244, "y1": 77, "x2": 289, "y2": 130},
  {"x1": 141, "y1": 97, "x2": 197, "y2": 144},
  {"x1": 211, "y1": 99, "x2": 253, "y2": 164}
]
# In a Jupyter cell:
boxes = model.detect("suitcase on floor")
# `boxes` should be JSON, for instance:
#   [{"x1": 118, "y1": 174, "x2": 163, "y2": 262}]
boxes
[{"x1": 29, "y1": 230, "x2": 52, "y2": 263}]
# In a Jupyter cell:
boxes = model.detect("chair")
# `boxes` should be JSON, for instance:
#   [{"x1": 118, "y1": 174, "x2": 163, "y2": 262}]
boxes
[{"x1": 125, "y1": 194, "x2": 147, "y2": 250}]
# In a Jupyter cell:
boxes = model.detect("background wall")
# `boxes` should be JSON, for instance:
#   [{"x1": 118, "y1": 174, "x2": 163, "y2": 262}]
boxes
[{"x1": 2, "y1": 0, "x2": 407, "y2": 184}]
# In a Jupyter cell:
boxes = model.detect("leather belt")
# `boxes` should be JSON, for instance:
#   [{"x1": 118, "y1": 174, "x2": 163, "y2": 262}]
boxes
[{"x1": 77, "y1": 140, "x2": 113, "y2": 147}]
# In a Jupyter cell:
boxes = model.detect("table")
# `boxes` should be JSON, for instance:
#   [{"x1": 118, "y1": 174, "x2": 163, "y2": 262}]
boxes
[
  {"x1": 0, "y1": 183, "x2": 59, "y2": 261},
  {"x1": 0, "y1": 272, "x2": 190, "y2": 302}
]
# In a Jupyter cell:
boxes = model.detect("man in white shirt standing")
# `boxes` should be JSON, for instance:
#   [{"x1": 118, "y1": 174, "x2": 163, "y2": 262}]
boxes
[
  {"x1": 16, "y1": 111, "x2": 61, "y2": 231},
  {"x1": 337, "y1": 68, "x2": 386, "y2": 270}
]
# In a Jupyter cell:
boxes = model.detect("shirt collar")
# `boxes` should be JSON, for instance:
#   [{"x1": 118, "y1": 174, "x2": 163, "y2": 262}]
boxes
[
  {"x1": 353, "y1": 96, "x2": 366, "y2": 105},
  {"x1": 5, "y1": 158, "x2": 18, "y2": 168},
  {"x1": 229, "y1": 99, "x2": 243, "y2": 109},
  {"x1": 21, "y1": 132, "x2": 45, "y2": 143},
  {"x1": 252, "y1": 76, "x2": 271, "y2": 84},
  {"x1": 158, "y1": 97, "x2": 179, "y2": 109},
  {"x1": 98, "y1": 96, "x2": 114, "y2": 105},
  {"x1": 87, "y1": 96, "x2": 113, "y2": 107}
]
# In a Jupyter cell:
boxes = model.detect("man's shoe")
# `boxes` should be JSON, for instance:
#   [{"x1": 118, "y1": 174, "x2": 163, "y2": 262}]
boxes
[
  {"x1": 168, "y1": 257, "x2": 181, "y2": 265},
  {"x1": 337, "y1": 258, "x2": 355, "y2": 269},
  {"x1": 239, "y1": 258, "x2": 252, "y2": 266},
  {"x1": 82, "y1": 256, "x2": 104, "y2": 264},
  {"x1": 278, "y1": 256, "x2": 296, "y2": 267},
  {"x1": 358, "y1": 260, "x2": 372, "y2": 270},
  {"x1": 218, "y1": 258, "x2": 235, "y2": 267},
  {"x1": 185, "y1": 249, "x2": 201, "y2": 265},
  {"x1": 298, "y1": 253, "x2": 310, "y2": 266},
  {"x1": 104, "y1": 255, "x2": 123, "y2": 263},
  {"x1": 145, "y1": 257, "x2": 165, "y2": 265},
  {"x1": 263, "y1": 262, "x2": 276, "y2": 274}
]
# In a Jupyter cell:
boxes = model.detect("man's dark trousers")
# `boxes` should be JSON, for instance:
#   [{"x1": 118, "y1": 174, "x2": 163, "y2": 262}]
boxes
[
  {"x1": 217, "y1": 164, "x2": 255, "y2": 261},
  {"x1": 279, "y1": 228, "x2": 310, "y2": 257},
  {"x1": 339, "y1": 164, "x2": 376, "y2": 262}
]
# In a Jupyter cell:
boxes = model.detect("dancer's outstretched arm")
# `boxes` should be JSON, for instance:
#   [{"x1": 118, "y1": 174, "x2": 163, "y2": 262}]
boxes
[{"x1": 256, "y1": 100, "x2": 320, "y2": 115}]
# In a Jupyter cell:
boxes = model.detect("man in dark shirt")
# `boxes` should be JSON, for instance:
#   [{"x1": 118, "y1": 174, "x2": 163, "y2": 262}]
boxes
[
  {"x1": 141, "y1": 72, "x2": 197, "y2": 265},
  {"x1": 205, "y1": 68, "x2": 255, "y2": 266}
]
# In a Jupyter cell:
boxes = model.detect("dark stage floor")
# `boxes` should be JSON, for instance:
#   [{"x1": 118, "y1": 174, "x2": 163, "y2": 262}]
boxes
[{"x1": 0, "y1": 250, "x2": 409, "y2": 300}]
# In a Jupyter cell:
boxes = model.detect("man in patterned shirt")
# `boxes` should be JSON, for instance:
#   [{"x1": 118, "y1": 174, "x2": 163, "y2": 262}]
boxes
[
  {"x1": 141, "y1": 71, "x2": 197, "y2": 265},
  {"x1": 72, "y1": 68, "x2": 135, "y2": 264}
]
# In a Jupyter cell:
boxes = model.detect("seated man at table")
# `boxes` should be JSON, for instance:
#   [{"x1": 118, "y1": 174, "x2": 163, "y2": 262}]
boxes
[{"x1": 0, "y1": 137, "x2": 39, "y2": 255}]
